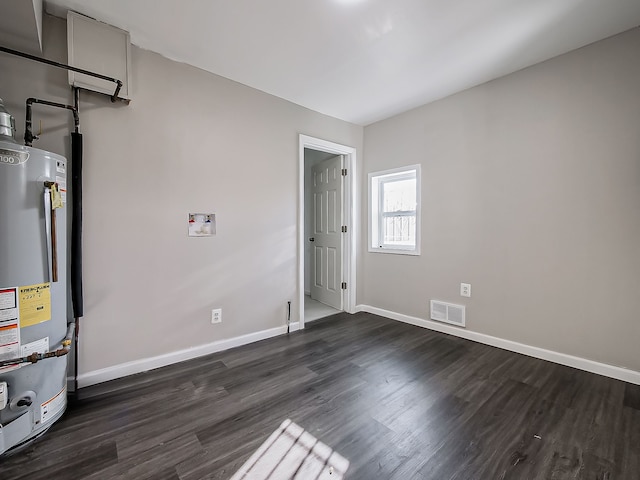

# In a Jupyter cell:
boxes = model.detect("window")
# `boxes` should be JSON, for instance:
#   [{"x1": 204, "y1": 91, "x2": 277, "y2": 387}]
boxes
[{"x1": 369, "y1": 165, "x2": 421, "y2": 255}]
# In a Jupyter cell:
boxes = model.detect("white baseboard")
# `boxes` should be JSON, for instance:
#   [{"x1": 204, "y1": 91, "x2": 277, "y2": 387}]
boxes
[
  {"x1": 357, "y1": 304, "x2": 640, "y2": 386},
  {"x1": 78, "y1": 324, "x2": 292, "y2": 388},
  {"x1": 288, "y1": 321, "x2": 301, "y2": 332}
]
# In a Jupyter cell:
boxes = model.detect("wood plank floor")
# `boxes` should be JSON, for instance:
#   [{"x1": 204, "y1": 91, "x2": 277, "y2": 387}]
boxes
[{"x1": 1, "y1": 312, "x2": 639, "y2": 479}]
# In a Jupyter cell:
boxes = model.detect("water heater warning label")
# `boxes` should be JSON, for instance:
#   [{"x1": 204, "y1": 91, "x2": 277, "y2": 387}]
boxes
[
  {"x1": 0, "y1": 287, "x2": 21, "y2": 367},
  {"x1": 19, "y1": 283, "x2": 51, "y2": 327},
  {"x1": 0, "y1": 288, "x2": 18, "y2": 322},
  {"x1": 55, "y1": 176, "x2": 67, "y2": 205},
  {"x1": 41, "y1": 386, "x2": 66, "y2": 425},
  {"x1": 0, "y1": 321, "x2": 20, "y2": 362}
]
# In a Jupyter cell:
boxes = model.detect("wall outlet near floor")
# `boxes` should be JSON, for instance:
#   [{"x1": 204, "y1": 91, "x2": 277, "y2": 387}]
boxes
[
  {"x1": 211, "y1": 308, "x2": 222, "y2": 324},
  {"x1": 460, "y1": 283, "x2": 471, "y2": 298}
]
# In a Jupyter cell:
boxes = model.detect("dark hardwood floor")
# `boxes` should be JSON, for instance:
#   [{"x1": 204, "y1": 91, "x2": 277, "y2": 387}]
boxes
[{"x1": 1, "y1": 312, "x2": 639, "y2": 479}]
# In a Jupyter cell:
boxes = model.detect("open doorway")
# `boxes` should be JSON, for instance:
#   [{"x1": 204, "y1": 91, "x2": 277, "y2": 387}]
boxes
[
  {"x1": 298, "y1": 135, "x2": 357, "y2": 329},
  {"x1": 305, "y1": 150, "x2": 343, "y2": 321}
]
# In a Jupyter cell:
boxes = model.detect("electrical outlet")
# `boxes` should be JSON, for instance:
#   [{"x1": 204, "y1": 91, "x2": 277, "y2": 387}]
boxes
[
  {"x1": 211, "y1": 308, "x2": 222, "y2": 324},
  {"x1": 460, "y1": 283, "x2": 471, "y2": 298}
]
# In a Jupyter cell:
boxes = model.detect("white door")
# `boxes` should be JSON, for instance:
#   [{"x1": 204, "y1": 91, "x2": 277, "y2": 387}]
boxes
[{"x1": 310, "y1": 155, "x2": 343, "y2": 310}]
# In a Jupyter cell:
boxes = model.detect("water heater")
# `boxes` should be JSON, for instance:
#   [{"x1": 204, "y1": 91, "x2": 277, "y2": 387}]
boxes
[{"x1": 0, "y1": 98, "x2": 70, "y2": 454}]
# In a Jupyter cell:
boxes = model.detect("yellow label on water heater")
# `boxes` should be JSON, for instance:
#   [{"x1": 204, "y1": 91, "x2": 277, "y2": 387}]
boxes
[{"x1": 19, "y1": 283, "x2": 51, "y2": 327}]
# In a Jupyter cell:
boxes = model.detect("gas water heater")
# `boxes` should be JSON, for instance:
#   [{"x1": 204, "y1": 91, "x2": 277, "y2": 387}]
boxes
[{"x1": 0, "y1": 98, "x2": 72, "y2": 455}]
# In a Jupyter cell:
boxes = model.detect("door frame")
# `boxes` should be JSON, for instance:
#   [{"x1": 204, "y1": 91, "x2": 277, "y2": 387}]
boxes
[{"x1": 298, "y1": 134, "x2": 357, "y2": 330}]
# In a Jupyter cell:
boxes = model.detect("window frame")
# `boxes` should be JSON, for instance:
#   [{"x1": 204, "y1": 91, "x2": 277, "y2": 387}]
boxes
[{"x1": 368, "y1": 164, "x2": 421, "y2": 256}]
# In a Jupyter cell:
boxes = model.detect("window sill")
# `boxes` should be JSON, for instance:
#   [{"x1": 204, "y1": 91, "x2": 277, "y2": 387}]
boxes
[{"x1": 368, "y1": 247, "x2": 420, "y2": 256}]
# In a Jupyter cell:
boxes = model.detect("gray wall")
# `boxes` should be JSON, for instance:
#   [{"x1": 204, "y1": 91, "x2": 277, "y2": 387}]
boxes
[
  {"x1": 0, "y1": 15, "x2": 363, "y2": 375},
  {"x1": 361, "y1": 27, "x2": 640, "y2": 372},
  {"x1": 4, "y1": 14, "x2": 639, "y2": 378}
]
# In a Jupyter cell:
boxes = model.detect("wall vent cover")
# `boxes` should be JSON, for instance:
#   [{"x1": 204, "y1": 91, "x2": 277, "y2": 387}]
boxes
[
  {"x1": 67, "y1": 11, "x2": 132, "y2": 99},
  {"x1": 430, "y1": 300, "x2": 465, "y2": 327}
]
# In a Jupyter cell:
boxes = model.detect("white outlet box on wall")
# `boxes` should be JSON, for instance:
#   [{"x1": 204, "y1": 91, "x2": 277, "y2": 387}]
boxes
[
  {"x1": 460, "y1": 283, "x2": 471, "y2": 297},
  {"x1": 211, "y1": 308, "x2": 222, "y2": 324}
]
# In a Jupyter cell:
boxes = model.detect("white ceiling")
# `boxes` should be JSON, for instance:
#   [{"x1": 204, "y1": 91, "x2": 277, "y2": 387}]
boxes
[{"x1": 43, "y1": 0, "x2": 640, "y2": 126}]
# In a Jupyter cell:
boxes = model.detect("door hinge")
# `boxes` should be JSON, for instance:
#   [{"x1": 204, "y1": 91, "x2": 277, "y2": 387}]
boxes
[
  {"x1": 341, "y1": 225, "x2": 347, "y2": 233},
  {"x1": 341, "y1": 282, "x2": 347, "y2": 290},
  {"x1": 341, "y1": 168, "x2": 347, "y2": 176}
]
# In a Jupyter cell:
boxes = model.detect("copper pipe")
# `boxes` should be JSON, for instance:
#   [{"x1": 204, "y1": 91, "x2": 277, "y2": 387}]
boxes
[{"x1": 44, "y1": 182, "x2": 58, "y2": 282}]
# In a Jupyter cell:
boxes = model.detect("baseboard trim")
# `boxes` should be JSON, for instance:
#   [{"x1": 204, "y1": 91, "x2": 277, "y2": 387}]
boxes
[
  {"x1": 357, "y1": 304, "x2": 640, "y2": 385},
  {"x1": 288, "y1": 321, "x2": 301, "y2": 332},
  {"x1": 78, "y1": 324, "x2": 292, "y2": 388}
]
